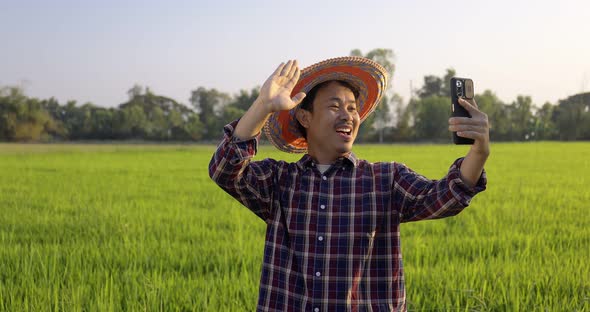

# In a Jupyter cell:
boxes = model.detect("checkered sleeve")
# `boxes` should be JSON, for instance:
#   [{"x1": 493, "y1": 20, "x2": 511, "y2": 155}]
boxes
[
  {"x1": 208, "y1": 120, "x2": 278, "y2": 222},
  {"x1": 393, "y1": 157, "x2": 487, "y2": 222}
]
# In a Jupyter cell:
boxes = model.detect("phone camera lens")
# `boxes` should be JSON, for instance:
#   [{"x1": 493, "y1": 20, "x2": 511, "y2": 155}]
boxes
[{"x1": 456, "y1": 81, "x2": 462, "y2": 87}]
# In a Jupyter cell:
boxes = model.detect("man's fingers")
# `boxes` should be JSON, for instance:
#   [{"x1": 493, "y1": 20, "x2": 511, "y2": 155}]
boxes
[
  {"x1": 449, "y1": 117, "x2": 481, "y2": 125},
  {"x1": 271, "y1": 62, "x2": 286, "y2": 78},
  {"x1": 455, "y1": 131, "x2": 485, "y2": 141},
  {"x1": 450, "y1": 98, "x2": 489, "y2": 144},
  {"x1": 286, "y1": 66, "x2": 301, "y2": 89},
  {"x1": 280, "y1": 60, "x2": 294, "y2": 77},
  {"x1": 287, "y1": 60, "x2": 298, "y2": 78},
  {"x1": 292, "y1": 92, "x2": 306, "y2": 105},
  {"x1": 449, "y1": 124, "x2": 486, "y2": 133},
  {"x1": 458, "y1": 98, "x2": 479, "y2": 113}
]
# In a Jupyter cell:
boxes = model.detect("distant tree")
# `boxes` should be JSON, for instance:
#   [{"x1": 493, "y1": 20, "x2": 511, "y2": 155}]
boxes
[
  {"x1": 220, "y1": 87, "x2": 260, "y2": 126},
  {"x1": 190, "y1": 87, "x2": 230, "y2": 140},
  {"x1": 391, "y1": 94, "x2": 414, "y2": 142},
  {"x1": 230, "y1": 87, "x2": 259, "y2": 112},
  {"x1": 507, "y1": 95, "x2": 535, "y2": 140},
  {"x1": 373, "y1": 94, "x2": 392, "y2": 143},
  {"x1": 399, "y1": 68, "x2": 457, "y2": 142},
  {"x1": 86, "y1": 106, "x2": 115, "y2": 139},
  {"x1": 418, "y1": 75, "x2": 444, "y2": 99},
  {"x1": 533, "y1": 102, "x2": 558, "y2": 140},
  {"x1": 0, "y1": 87, "x2": 24, "y2": 140},
  {"x1": 441, "y1": 68, "x2": 457, "y2": 98},
  {"x1": 474, "y1": 90, "x2": 510, "y2": 141},
  {"x1": 414, "y1": 95, "x2": 449, "y2": 141},
  {"x1": 60, "y1": 100, "x2": 85, "y2": 139},
  {"x1": 416, "y1": 68, "x2": 456, "y2": 100},
  {"x1": 118, "y1": 104, "x2": 148, "y2": 139},
  {"x1": 553, "y1": 92, "x2": 590, "y2": 140},
  {"x1": 181, "y1": 115, "x2": 204, "y2": 141},
  {"x1": 395, "y1": 68, "x2": 464, "y2": 142},
  {"x1": 127, "y1": 84, "x2": 143, "y2": 99},
  {"x1": 350, "y1": 48, "x2": 397, "y2": 142},
  {"x1": 0, "y1": 86, "x2": 59, "y2": 141},
  {"x1": 39, "y1": 98, "x2": 67, "y2": 139},
  {"x1": 117, "y1": 85, "x2": 198, "y2": 140}
]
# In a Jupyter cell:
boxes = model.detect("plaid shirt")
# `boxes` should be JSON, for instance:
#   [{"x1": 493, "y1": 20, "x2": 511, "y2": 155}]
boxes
[{"x1": 209, "y1": 121, "x2": 487, "y2": 312}]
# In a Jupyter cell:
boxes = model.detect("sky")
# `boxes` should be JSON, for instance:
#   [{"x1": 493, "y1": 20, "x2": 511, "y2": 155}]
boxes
[{"x1": 1, "y1": 0, "x2": 590, "y2": 108}]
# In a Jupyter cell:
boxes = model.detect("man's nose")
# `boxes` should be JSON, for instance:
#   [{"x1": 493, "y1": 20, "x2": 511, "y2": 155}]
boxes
[{"x1": 340, "y1": 109, "x2": 354, "y2": 121}]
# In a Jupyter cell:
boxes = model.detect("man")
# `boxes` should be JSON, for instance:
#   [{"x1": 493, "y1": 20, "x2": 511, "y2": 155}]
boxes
[{"x1": 209, "y1": 57, "x2": 489, "y2": 311}]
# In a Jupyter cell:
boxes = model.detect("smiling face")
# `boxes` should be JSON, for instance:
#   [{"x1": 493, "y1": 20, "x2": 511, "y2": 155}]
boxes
[{"x1": 296, "y1": 81, "x2": 360, "y2": 164}]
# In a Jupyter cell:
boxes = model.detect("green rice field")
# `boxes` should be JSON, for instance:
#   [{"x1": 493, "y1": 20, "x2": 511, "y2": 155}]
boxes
[{"x1": 0, "y1": 142, "x2": 589, "y2": 311}]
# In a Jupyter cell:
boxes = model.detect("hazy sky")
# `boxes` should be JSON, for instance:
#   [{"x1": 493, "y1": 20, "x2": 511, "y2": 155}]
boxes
[{"x1": 1, "y1": 0, "x2": 589, "y2": 108}]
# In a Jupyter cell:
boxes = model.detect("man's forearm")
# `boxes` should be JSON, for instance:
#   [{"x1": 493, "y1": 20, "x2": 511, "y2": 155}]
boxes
[
  {"x1": 459, "y1": 148, "x2": 488, "y2": 188},
  {"x1": 234, "y1": 98, "x2": 272, "y2": 140}
]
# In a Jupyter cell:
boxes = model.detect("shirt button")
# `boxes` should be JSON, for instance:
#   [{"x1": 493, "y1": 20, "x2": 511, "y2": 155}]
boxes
[
  {"x1": 314, "y1": 308, "x2": 319, "y2": 312},
  {"x1": 315, "y1": 271, "x2": 321, "y2": 277},
  {"x1": 318, "y1": 236, "x2": 324, "y2": 241},
  {"x1": 320, "y1": 204, "x2": 325, "y2": 209},
  {"x1": 322, "y1": 176, "x2": 327, "y2": 180}
]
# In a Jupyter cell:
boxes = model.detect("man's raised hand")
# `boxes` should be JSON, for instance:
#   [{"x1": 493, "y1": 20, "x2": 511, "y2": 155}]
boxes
[{"x1": 258, "y1": 60, "x2": 306, "y2": 113}]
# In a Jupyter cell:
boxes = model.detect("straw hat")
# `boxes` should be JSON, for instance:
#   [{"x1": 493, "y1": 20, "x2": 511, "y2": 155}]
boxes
[{"x1": 263, "y1": 56, "x2": 389, "y2": 153}]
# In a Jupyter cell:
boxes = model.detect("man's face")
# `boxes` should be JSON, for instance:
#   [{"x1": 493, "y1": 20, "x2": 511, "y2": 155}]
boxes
[{"x1": 303, "y1": 81, "x2": 360, "y2": 159}]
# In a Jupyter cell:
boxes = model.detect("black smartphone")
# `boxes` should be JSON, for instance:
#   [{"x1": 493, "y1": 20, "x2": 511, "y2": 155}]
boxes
[{"x1": 450, "y1": 77, "x2": 475, "y2": 145}]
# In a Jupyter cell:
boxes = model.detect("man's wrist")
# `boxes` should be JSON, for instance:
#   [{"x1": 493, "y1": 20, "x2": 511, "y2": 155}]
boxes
[
  {"x1": 253, "y1": 97, "x2": 274, "y2": 115},
  {"x1": 470, "y1": 144, "x2": 490, "y2": 158}
]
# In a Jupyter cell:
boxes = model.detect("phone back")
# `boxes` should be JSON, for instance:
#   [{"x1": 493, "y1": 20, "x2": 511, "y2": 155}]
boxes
[{"x1": 450, "y1": 77, "x2": 475, "y2": 145}]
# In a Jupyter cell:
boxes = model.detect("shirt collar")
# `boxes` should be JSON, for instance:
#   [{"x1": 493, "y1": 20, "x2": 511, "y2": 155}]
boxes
[{"x1": 296, "y1": 152, "x2": 359, "y2": 170}]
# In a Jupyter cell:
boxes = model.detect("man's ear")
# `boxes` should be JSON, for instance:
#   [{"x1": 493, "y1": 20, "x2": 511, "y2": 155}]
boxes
[{"x1": 296, "y1": 109, "x2": 311, "y2": 129}]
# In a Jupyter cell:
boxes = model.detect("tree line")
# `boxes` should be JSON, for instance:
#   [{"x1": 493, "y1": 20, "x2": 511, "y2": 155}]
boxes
[{"x1": 1, "y1": 49, "x2": 589, "y2": 143}]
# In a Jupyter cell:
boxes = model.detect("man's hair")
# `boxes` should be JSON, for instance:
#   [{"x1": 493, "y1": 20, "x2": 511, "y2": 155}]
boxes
[{"x1": 296, "y1": 80, "x2": 360, "y2": 139}]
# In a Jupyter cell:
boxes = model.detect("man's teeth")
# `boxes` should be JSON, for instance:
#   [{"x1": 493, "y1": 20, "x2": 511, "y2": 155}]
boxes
[{"x1": 336, "y1": 128, "x2": 351, "y2": 134}]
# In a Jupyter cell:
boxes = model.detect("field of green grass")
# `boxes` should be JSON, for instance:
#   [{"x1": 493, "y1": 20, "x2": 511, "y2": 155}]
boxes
[{"x1": 0, "y1": 142, "x2": 589, "y2": 311}]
